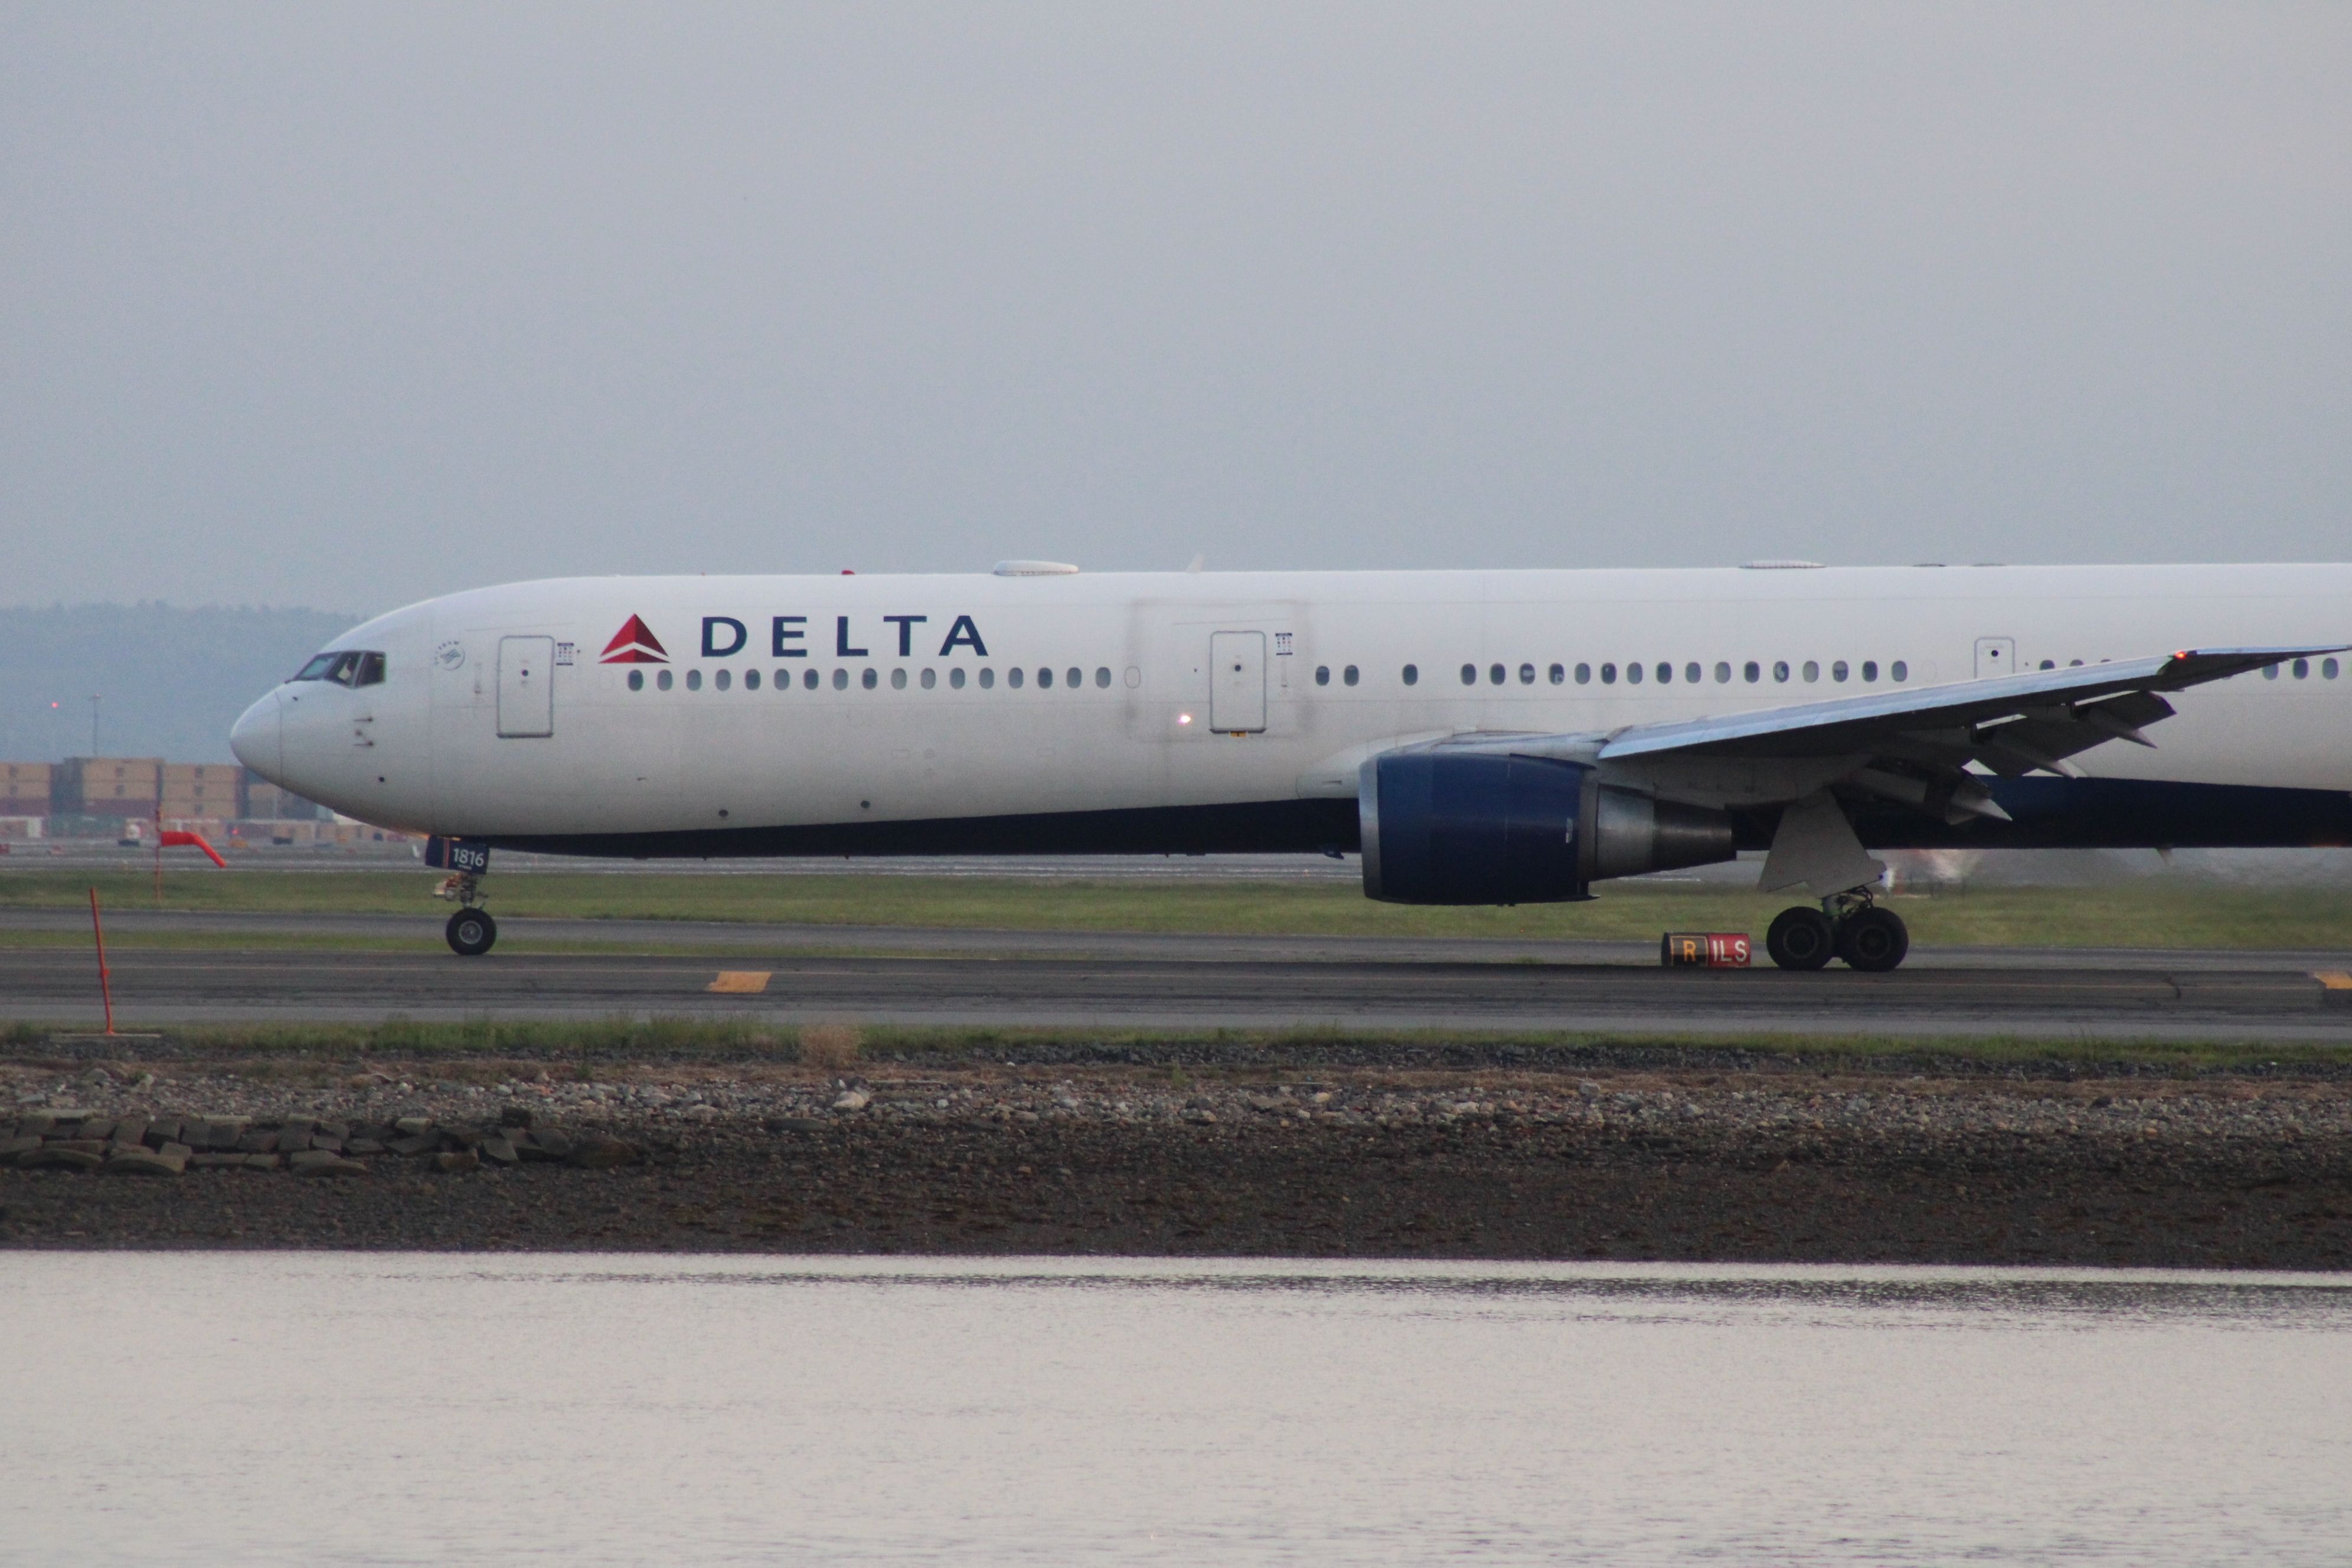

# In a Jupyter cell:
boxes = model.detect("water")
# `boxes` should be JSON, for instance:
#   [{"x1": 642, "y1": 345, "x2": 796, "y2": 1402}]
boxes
[{"x1": 3, "y1": 1257, "x2": 2347, "y2": 1565}]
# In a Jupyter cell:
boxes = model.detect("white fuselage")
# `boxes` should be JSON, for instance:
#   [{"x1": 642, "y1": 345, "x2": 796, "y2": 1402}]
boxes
[{"x1": 231, "y1": 563, "x2": 2352, "y2": 845}]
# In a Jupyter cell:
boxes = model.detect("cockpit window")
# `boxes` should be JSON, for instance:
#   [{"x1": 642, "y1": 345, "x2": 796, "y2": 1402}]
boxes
[{"x1": 293, "y1": 650, "x2": 386, "y2": 687}]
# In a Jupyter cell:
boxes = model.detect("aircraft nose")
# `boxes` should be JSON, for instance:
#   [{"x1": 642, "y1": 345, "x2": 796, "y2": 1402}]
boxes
[{"x1": 229, "y1": 692, "x2": 283, "y2": 780}]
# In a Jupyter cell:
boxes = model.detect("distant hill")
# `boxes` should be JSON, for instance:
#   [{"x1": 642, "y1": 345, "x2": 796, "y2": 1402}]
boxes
[{"x1": 0, "y1": 604, "x2": 360, "y2": 763}]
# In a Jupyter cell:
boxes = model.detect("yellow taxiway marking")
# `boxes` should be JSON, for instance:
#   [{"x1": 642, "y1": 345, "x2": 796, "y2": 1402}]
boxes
[
  {"x1": 2314, "y1": 971, "x2": 2352, "y2": 991},
  {"x1": 707, "y1": 970, "x2": 773, "y2": 995}
]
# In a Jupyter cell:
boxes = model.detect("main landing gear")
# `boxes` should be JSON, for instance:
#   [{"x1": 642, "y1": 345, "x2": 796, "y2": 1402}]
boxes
[{"x1": 1765, "y1": 889, "x2": 1909, "y2": 973}]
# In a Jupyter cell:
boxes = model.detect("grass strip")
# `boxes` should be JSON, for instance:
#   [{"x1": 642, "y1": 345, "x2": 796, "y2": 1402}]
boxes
[{"x1": 5, "y1": 870, "x2": 2352, "y2": 950}]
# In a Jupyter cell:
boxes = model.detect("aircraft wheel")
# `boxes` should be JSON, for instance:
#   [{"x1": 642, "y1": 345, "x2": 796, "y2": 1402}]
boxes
[
  {"x1": 1836, "y1": 906, "x2": 1909, "y2": 972},
  {"x1": 446, "y1": 907, "x2": 498, "y2": 957},
  {"x1": 1765, "y1": 906, "x2": 1836, "y2": 971}
]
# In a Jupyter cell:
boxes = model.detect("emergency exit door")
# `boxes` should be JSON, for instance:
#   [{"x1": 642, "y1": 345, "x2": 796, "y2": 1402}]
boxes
[
  {"x1": 1974, "y1": 637, "x2": 2016, "y2": 680},
  {"x1": 498, "y1": 636, "x2": 555, "y2": 737},
  {"x1": 1209, "y1": 631, "x2": 1266, "y2": 732}
]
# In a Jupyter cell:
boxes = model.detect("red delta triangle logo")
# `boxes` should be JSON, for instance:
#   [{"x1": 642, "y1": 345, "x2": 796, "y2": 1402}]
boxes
[{"x1": 600, "y1": 615, "x2": 669, "y2": 664}]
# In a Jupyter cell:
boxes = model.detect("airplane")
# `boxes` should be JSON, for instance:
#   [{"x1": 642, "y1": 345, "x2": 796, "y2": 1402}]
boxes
[{"x1": 228, "y1": 560, "x2": 2352, "y2": 966}]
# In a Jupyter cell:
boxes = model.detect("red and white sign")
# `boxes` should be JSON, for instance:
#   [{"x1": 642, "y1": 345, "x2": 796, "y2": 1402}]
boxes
[{"x1": 1661, "y1": 932, "x2": 1752, "y2": 968}]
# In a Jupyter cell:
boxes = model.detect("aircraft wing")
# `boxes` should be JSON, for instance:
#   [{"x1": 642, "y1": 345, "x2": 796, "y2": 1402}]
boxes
[
  {"x1": 1409, "y1": 644, "x2": 2346, "y2": 829},
  {"x1": 1597, "y1": 646, "x2": 2343, "y2": 779}
]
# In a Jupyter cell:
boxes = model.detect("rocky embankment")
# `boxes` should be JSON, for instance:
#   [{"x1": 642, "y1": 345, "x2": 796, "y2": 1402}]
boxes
[{"x1": 4, "y1": 1059, "x2": 2350, "y2": 1265}]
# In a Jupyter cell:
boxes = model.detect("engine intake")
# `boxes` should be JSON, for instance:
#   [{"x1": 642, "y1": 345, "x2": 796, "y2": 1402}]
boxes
[{"x1": 1360, "y1": 752, "x2": 1733, "y2": 904}]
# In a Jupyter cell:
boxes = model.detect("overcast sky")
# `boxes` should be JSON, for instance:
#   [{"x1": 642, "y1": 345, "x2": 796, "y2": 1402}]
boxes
[{"x1": 4, "y1": 4, "x2": 2346, "y2": 615}]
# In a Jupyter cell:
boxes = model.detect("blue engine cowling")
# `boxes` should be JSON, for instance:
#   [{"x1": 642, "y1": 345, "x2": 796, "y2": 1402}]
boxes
[{"x1": 1359, "y1": 752, "x2": 1734, "y2": 904}]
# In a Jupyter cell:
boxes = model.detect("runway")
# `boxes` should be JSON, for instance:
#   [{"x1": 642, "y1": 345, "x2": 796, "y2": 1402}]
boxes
[{"x1": 4, "y1": 911, "x2": 2350, "y2": 1040}]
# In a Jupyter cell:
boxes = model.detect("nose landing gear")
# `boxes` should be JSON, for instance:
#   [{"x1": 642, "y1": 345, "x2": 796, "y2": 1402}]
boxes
[
  {"x1": 445, "y1": 904, "x2": 498, "y2": 957},
  {"x1": 427, "y1": 837, "x2": 498, "y2": 956},
  {"x1": 1766, "y1": 889, "x2": 1909, "y2": 972}
]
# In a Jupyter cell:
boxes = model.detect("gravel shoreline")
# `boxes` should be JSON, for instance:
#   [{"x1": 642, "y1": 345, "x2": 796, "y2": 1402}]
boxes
[{"x1": 5, "y1": 1057, "x2": 2350, "y2": 1265}]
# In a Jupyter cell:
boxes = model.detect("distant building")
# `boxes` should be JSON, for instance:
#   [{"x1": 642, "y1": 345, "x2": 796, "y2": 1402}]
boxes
[
  {"x1": 54, "y1": 757, "x2": 164, "y2": 819},
  {"x1": 240, "y1": 774, "x2": 332, "y2": 822},
  {"x1": 0, "y1": 757, "x2": 339, "y2": 835},
  {"x1": 163, "y1": 762, "x2": 244, "y2": 821},
  {"x1": 2, "y1": 762, "x2": 52, "y2": 816}
]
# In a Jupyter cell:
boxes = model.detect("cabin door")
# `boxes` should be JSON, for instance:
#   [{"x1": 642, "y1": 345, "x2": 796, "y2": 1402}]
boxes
[
  {"x1": 497, "y1": 636, "x2": 556, "y2": 738},
  {"x1": 1973, "y1": 637, "x2": 2016, "y2": 681},
  {"x1": 1209, "y1": 631, "x2": 1267, "y2": 733}
]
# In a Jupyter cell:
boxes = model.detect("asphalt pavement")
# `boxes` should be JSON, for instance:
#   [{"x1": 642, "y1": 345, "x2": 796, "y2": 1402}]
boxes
[{"x1": 4, "y1": 909, "x2": 2349, "y2": 1040}]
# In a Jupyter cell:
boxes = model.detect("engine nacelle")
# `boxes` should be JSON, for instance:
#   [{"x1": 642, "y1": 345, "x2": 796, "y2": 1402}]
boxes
[{"x1": 1359, "y1": 752, "x2": 1734, "y2": 904}]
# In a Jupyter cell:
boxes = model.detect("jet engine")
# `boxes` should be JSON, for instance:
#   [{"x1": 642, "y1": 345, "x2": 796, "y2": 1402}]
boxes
[{"x1": 1358, "y1": 752, "x2": 1734, "y2": 904}]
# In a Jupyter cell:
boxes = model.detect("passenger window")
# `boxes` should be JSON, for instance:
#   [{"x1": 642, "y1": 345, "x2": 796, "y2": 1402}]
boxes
[
  {"x1": 948, "y1": 668, "x2": 964, "y2": 689},
  {"x1": 923, "y1": 668, "x2": 938, "y2": 689},
  {"x1": 1831, "y1": 661, "x2": 1847, "y2": 682},
  {"x1": 1315, "y1": 665, "x2": 1330, "y2": 686},
  {"x1": 1489, "y1": 664, "x2": 1505, "y2": 685},
  {"x1": 2263, "y1": 664, "x2": 2279, "y2": 680},
  {"x1": 1461, "y1": 664, "x2": 1476, "y2": 686},
  {"x1": 1010, "y1": 668, "x2": 1025, "y2": 688},
  {"x1": 1402, "y1": 664, "x2": 1418, "y2": 685},
  {"x1": 1549, "y1": 664, "x2": 1564, "y2": 685},
  {"x1": 1860, "y1": 661, "x2": 1876, "y2": 682},
  {"x1": 803, "y1": 668, "x2": 819, "y2": 690},
  {"x1": 1576, "y1": 663, "x2": 1591, "y2": 684},
  {"x1": 862, "y1": 669, "x2": 879, "y2": 690},
  {"x1": 891, "y1": 668, "x2": 907, "y2": 689},
  {"x1": 1067, "y1": 668, "x2": 1082, "y2": 688},
  {"x1": 687, "y1": 670, "x2": 704, "y2": 691},
  {"x1": 1344, "y1": 666, "x2": 1359, "y2": 686},
  {"x1": 715, "y1": 669, "x2": 731, "y2": 691},
  {"x1": 1744, "y1": 661, "x2": 1760, "y2": 683},
  {"x1": 832, "y1": 669, "x2": 849, "y2": 690},
  {"x1": 1038, "y1": 668, "x2": 1053, "y2": 689},
  {"x1": 2039, "y1": 659, "x2": 2055, "y2": 670},
  {"x1": 628, "y1": 669, "x2": 644, "y2": 692},
  {"x1": 979, "y1": 668, "x2": 995, "y2": 689},
  {"x1": 1095, "y1": 667, "x2": 1110, "y2": 688},
  {"x1": 1802, "y1": 661, "x2": 1819, "y2": 682},
  {"x1": 1891, "y1": 661, "x2": 1907, "y2": 682},
  {"x1": 1684, "y1": 662, "x2": 1701, "y2": 684},
  {"x1": 2325, "y1": 658, "x2": 2340, "y2": 680},
  {"x1": 1628, "y1": 663, "x2": 1644, "y2": 685},
  {"x1": 774, "y1": 669, "x2": 789, "y2": 690},
  {"x1": 658, "y1": 669, "x2": 674, "y2": 691},
  {"x1": 1655, "y1": 663, "x2": 1671, "y2": 684},
  {"x1": 1773, "y1": 661, "x2": 1789, "y2": 682},
  {"x1": 1714, "y1": 661, "x2": 1730, "y2": 684},
  {"x1": 1600, "y1": 662, "x2": 1616, "y2": 684},
  {"x1": 746, "y1": 669, "x2": 760, "y2": 691},
  {"x1": 2293, "y1": 658, "x2": 2309, "y2": 680},
  {"x1": 1518, "y1": 664, "x2": 1534, "y2": 685}
]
